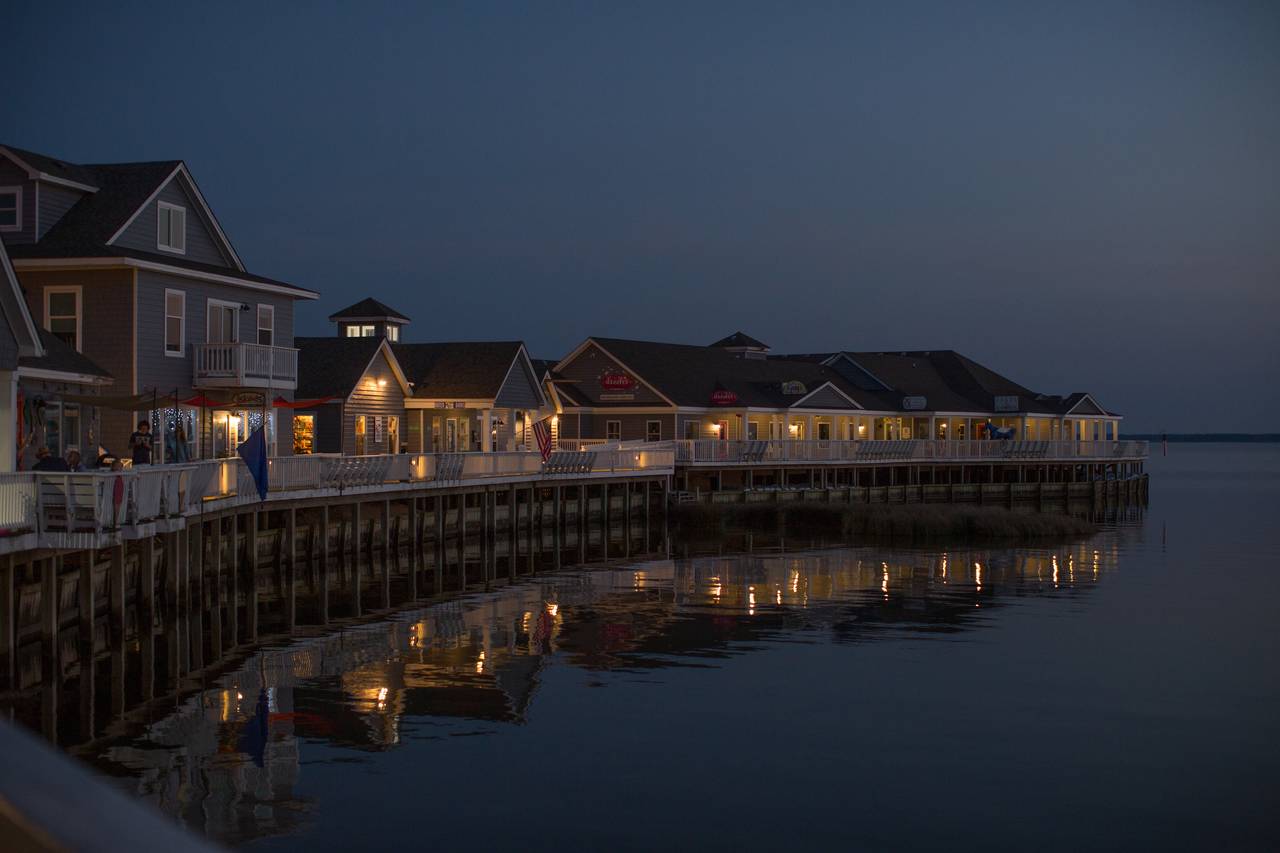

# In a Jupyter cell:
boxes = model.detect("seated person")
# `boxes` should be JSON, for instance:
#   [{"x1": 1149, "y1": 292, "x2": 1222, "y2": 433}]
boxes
[{"x1": 32, "y1": 447, "x2": 70, "y2": 471}]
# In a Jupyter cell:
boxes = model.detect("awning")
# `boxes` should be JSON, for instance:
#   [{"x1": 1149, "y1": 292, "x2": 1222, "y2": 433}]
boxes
[{"x1": 274, "y1": 395, "x2": 336, "y2": 409}]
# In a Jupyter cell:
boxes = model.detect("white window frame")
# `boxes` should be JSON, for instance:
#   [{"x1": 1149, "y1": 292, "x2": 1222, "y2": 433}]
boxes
[
  {"x1": 164, "y1": 288, "x2": 186, "y2": 357},
  {"x1": 257, "y1": 304, "x2": 274, "y2": 346},
  {"x1": 0, "y1": 186, "x2": 21, "y2": 232},
  {"x1": 157, "y1": 201, "x2": 186, "y2": 254},
  {"x1": 646, "y1": 420, "x2": 661, "y2": 442},
  {"x1": 44, "y1": 285, "x2": 83, "y2": 353},
  {"x1": 207, "y1": 298, "x2": 241, "y2": 344},
  {"x1": 606, "y1": 420, "x2": 621, "y2": 441},
  {"x1": 386, "y1": 325, "x2": 399, "y2": 342}
]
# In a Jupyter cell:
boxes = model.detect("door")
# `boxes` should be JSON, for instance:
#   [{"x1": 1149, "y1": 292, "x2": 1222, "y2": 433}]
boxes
[{"x1": 208, "y1": 302, "x2": 239, "y2": 343}]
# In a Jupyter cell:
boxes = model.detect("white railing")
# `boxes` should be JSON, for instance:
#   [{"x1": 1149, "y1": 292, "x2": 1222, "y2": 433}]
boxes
[
  {"x1": 673, "y1": 439, "x2": 1149, "y2": 465},
  {"x1": 193, "y1": 342, "x2": 299, "y2": 386},
  {"x1": 0, "y1": 472, "x2": 38, "y2": 533}
]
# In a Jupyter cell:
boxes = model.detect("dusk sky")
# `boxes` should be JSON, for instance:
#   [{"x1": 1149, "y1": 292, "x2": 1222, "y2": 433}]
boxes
[{"x1": 5, "y1": 2, "x2": 1277, "y2": 432}]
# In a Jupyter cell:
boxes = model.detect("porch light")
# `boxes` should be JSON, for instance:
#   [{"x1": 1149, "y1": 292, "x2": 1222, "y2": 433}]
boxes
[
  {"x1": 551, "y1": 415, "x2": 558, "y2": 426},
  {"x1": 378, "y1": 378, "x2": 387, "y2": 387}
]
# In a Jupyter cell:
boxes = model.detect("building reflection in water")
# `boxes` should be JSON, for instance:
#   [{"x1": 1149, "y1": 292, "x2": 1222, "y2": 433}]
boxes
[{"x1": 11, "y1": 531, "x2": 1131, "y2": 846}]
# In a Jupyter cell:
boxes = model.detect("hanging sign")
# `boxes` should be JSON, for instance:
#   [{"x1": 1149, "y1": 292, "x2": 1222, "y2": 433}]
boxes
[
  {"x1": 902, "y1": 396, "x2": 927, "y2": 411},
  {"x1": 994, "y1": 395, "x2": 1020, "y2": 412},
  {"x1": 599, "y1": 371, "x2": 636, "y2": 391},
  {"x1": 711, "y1": 389, "x2": 738, "y2": 405},
  {"x1": 233, "y1": 392, "x2": 266, "y2": 408}
]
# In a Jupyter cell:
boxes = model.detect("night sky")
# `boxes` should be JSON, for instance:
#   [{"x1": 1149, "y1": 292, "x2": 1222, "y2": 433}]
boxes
[{"x1": 5, "y1": 2, "x2": 1277, "y2": 432}]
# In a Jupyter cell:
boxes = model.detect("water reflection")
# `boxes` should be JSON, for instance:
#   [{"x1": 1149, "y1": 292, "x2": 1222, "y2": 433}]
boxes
[{"x1": 46, "y1": 530, "x2": 1131, "y2": 846}]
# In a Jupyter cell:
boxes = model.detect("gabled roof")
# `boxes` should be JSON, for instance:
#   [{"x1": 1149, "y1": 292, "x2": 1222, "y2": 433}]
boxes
[
  {"x1": 393, "y1": 341, "x2": 528, "y2": 400},
  {"x1": 329, "y1": 298, "x2": 410, "y2": 324},
  {"x1": 0, "y1": 238, "x2": 41, "y2": 362},
  {"x1": 20, "y1": 328, "x2": 113, "y2": 381},
  {"x1": 0, "y1": 144, "x2": 100, "y2": 191},
  {"x1": 0, "y1": 144, "x2": 317, "y2": 298},
  {"x1": 294, "y1": 336, "x2": 386, "y2": 399},
  {"x1": 710, "y1": 331, "x2": 770, "y2": 350},
  {"x1": 577, "y1": 337, "x2": 887, "y2": 410}
]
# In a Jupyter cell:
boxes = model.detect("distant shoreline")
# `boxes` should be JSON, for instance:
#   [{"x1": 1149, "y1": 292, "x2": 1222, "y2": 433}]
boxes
[{"x1": 1123, "y1": 433, "x2": 1280, "y2": 443}]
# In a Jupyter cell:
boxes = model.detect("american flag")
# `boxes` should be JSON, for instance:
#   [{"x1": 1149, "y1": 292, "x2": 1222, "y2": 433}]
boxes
[{"x1": 532, "y1": 417, "x2": 554, "y2": 462}]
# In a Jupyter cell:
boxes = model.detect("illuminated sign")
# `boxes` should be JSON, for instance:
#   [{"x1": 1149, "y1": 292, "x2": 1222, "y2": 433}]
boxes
[
  {"x1": 599, "y1": 371, "x2": 636, "y2": 391},
  {"x1": 711, "y1": 389, "x2": 738, "y2": 405}
]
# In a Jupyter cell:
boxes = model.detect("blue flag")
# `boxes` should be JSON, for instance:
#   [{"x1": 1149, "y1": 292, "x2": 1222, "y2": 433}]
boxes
[{"x1": 237, "y1": 425, "x2": 269, "y2": 501}]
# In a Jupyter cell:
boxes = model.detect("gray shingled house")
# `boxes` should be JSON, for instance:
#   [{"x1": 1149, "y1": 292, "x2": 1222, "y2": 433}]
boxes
[{"x1": 1, "y1": 143, "x2": 317, "y2": 459}]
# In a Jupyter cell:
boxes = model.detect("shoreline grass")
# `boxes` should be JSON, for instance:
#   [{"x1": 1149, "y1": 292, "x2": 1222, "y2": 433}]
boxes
[{"x1": 670, "y1": 501, "x2": 1096, "y2": 544}]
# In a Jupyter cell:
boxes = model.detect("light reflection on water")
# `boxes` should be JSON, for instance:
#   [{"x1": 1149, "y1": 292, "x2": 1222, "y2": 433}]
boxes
[{"x1": 84, "y1": 537, "x2": 1123, "y2": 846}]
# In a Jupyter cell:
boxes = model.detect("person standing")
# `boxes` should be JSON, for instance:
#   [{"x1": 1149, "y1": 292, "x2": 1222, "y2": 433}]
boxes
[{"x1": 129, "y1": 420, "x2": 153, "y2": 465}]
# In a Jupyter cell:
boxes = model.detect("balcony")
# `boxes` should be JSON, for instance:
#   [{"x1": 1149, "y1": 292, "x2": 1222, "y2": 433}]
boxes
[{"x1": 193, "y1": 342, "x2": 298, "y2": 390}]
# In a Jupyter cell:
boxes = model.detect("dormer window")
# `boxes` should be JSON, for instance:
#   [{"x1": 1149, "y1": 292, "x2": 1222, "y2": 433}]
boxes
[
  {"x1": 345, "y1": 324, "x2": 375, "y2": 337},
  {"x1": 157, "y1": 201, "x2": 186, "y2": 253},
  {"x1": 386, "y1": 325, "x2": 399, "y2": 342},
  {"x1": 0, "y1": 187, "x2": 20, "y2": 232}
]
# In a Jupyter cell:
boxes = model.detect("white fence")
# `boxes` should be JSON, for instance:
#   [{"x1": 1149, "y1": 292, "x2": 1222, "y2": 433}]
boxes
[
  {"x1": 193, "y1": 342, "x2": 299, "y2": 385},
  {"x1": 673, "y1": 439, "x2": 1150, "y2": 465}
]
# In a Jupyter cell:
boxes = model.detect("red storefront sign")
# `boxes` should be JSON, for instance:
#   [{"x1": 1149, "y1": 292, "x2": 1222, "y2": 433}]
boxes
[
  {"x1": 711, "y1": 389, "x2": 738, "y2": 405},
  {"x1": 600, "y1": 372, "x2": 636, "y2": 391}
]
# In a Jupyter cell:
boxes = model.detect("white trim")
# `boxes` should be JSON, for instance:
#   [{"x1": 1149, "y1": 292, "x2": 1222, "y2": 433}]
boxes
[
  {"x1": 645, "y1": 419, "x2": 662, "y2": 441},
  {"x1": 206, "y1": 297, "x2": 241, "y2": 344},
  {"x1": 0, "y1": 240, "x2": 43, "y2": 358},
  {"x1": 791, "y1": 380, "x2": 864, "y2": 410},
  {"x1": 10, "y1": 257, "x2": 319, "y2": 299},
  {"x1": 105, "y1": 163, "x2": 246, "y2": 271},
  {"x1": 256, "y1": 303, "x2": 274, "y2": 347},
  {"x1": 16, "y1": 365, "x2": 111, "y2": 385},
  {"x1": 0, "y1": 185, "x2": 21, "y2": 232},
  {"x1": 405, "y1": 398, "x2": 495, "y2": 410},
  {"x1": 605, "y1": 419, "x2": 622, "y2": 441},
  {"x1": 0, "y1": 147, "x2": 99, "y2": 193},
  {"x1": 820, "y1": 352, "x2": 892, "y2": 390},
  {"x1": 1064, "y1": 394, "x2": 1108, "y2": 416},
  {"x1": 43, "y1": 285, "x2": 83, "y2": 353},
  {"x1": 163, "y1": 288, "x2": 186, "y2": 357},
  {"x1": 331, "y1": 314, "x2": 410, "y2": 324},
  {"x1": 493, "y1": 344, "x2": 550, "y2": 411},
  {"x1": 552, "y1": 338, "x2": 679, "y2": 408},
  {"x1": 156, "y1": 201, "x2": 186, "y2": 255},
  {"x1": 342, "y1": 340, "x2": 412, "y2": 401}
]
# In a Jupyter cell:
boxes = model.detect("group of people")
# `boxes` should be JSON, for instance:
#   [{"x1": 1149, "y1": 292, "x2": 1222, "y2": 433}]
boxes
[{"x1": 31, "y1": 419, "x2": 188, "y2": 472}]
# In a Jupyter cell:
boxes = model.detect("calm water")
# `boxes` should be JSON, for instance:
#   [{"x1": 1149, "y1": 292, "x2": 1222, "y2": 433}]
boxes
[{"x1": 59, "y1": 446, "x2": 1280, "y2": 849}]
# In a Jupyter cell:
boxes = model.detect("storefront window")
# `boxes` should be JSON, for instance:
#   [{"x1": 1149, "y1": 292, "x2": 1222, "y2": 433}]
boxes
[
  {"x1": 293, "y1": 414, "x2": 315, "y2": 454},
  {"x1": 387, "y1": 416, "x2": 399, "y2": 453},
  {"x1": 355, "y1": 415, "x2": 367, "y2": 455}
]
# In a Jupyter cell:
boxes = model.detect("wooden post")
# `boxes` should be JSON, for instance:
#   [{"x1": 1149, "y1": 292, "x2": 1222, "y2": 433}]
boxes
[
  {"x1": 352, "y1": 502, "x2": 363, "y2": 617},
  {"x1": 434, "y1": 494, "x2": 445, "y2": 594},
  {"x1": 508, "y1": 485, "x2": 518, "y2": 580},
  {"x1": 0, "y1": 555, "x2": 13, "y2": 690},
  {"x1": 209, "y1": 518, "x2": 223, "y2": 656},
  {"x1": 285, "y1": 507, "x2": 298, "y2": 629},
  {"x1": 246, "y1": 511, "x2": 259, "y2": 642},
  {"x1": 78, "y1": 552, "x2": 95, "y2": 741},
  {"x1": 319, "y1": 504, "x2": 330, "y2": 624},
  {"x1": 623, "y1": 481, "x2": 632, "y2": 559},
  {"x1": 602, "y1": 482, "x2": 610, "y2": 562},
  {"x1": 407, "y1": 497, "x2": 419, "y2": 600},
  {"x1": 456, "y1": 493, "x2": 467, "y2": 589},
  {"x1": 553, "y1": 486, "x2": 562, "y2": 568},
  {"x1": 644, "y1": 481, "x2": 651, "y2": 553},
  {"x1": 381, "y1": 500, "x2": 391, "y2": 609},
  {"x1": 525, "y1": 485, "x2": 535, "y2": 574},
  {"x1": 41, "y1": 557, "x2": 60, "y2": 743},
  {"x1": 578, "y1": 483, "x2": 588, "y2": 564},
  {"x1": 189, "y1": 523, "x2": 204, "y2": 671},
  {"x1": 139, "y1": 539, "x2": 155, "y2": 700}
]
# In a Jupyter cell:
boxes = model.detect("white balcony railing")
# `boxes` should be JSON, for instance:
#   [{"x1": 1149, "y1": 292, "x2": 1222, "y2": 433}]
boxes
[
  {"x1": 673, "y1": 439, "x2": 1150, "y2": 465},
  {"x1": 193, "y1": 342, "x2": 298, "y2": 388}
]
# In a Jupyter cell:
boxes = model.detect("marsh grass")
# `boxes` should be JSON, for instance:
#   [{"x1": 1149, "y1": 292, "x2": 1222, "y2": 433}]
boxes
[{"x1": 671, "y1": 501, "x2": 1095, "y2": 544}]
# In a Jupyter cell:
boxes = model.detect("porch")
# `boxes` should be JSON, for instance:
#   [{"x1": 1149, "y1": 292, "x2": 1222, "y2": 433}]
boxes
[{"x1": 193, "y1": 342, "x2": 299, "y2": 391}]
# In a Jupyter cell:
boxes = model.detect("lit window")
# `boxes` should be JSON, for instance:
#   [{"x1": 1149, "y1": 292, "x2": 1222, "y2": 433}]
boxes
[
  {"x1": 606, "y1": 420, "x2": 621, "y2": 441},
  {"x1": 46, "y1": 287, "x2": 81, "y2": 351},
  {"x1": 0, "y1": 187, "x2": 20, "y2": 231},
  {"x1": 257, "y1": 305, "x2": 274, "y2": 346},
  {"x1": 386, "y1": 325, "x2": 399, "y2": 342},
  {"x1": 164, "y1": 289, "x2": 185, "y2": 355},
  {"x1": 345, "y1": 324, "x2": 375, "y2": 337},
  {"x1": 354, "y1": 415, "x2": 367, "y2": 455},
  {"x1": 157, "y1": 202, "x2": 186, "y2": 253}
]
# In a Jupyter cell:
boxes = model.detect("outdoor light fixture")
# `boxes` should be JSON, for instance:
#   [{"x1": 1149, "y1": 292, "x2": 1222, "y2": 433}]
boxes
[{"x1": 378, "y1": 378, "x2": 387, "y2": 387}]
